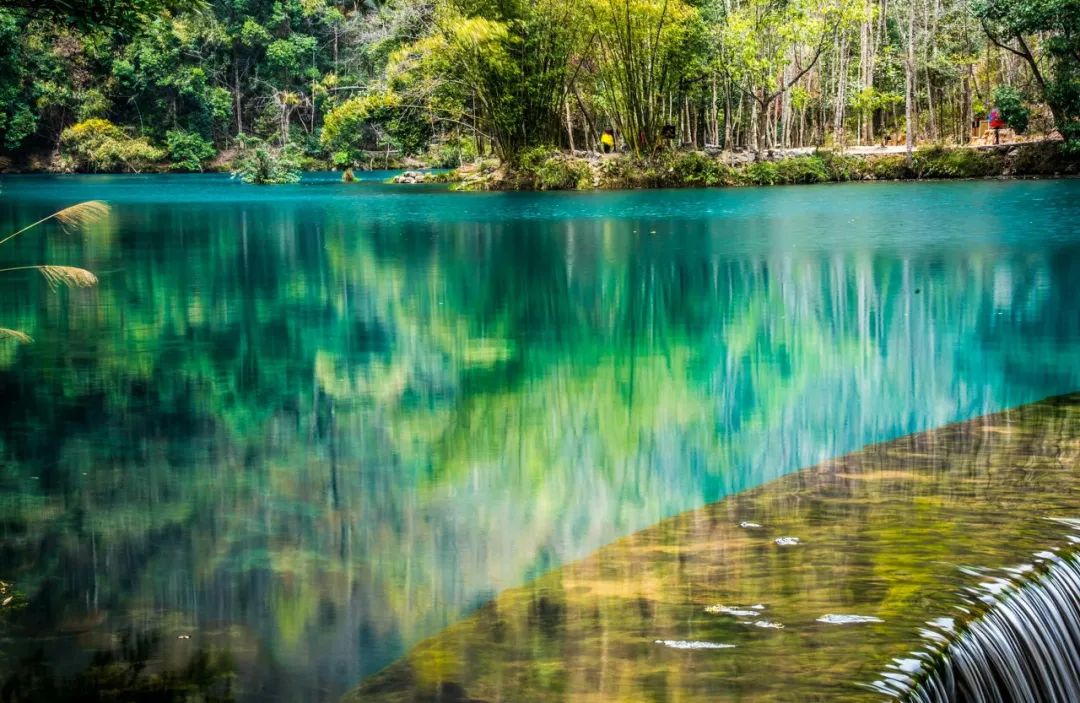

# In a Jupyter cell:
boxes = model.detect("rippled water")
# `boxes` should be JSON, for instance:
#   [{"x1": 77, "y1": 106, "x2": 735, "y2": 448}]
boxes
[{"x1": 0, "y1": 173, "x2": 1078, "y2": 701}]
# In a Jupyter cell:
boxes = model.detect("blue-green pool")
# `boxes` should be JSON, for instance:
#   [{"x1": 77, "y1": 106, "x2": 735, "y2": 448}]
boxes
[{"x1": 1, "y1": 173, "x2": 1078, "y2": 701}]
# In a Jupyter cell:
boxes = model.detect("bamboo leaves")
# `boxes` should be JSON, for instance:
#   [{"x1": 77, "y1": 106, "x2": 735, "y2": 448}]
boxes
[
  {"x1": 0, "y1": 328, "x2": 32, "y2": 344},
  {"x1": 1, "y1": 201, "x2": 107, "y2": 344},
  {"x1": 0, "y1": 200, "x2": 110, "y2": 247}
]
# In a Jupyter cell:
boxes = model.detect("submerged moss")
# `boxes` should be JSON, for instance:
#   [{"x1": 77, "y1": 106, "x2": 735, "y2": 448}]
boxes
[{"x1": 346, "y1": 393, "x2": 1080, "y2": 702}]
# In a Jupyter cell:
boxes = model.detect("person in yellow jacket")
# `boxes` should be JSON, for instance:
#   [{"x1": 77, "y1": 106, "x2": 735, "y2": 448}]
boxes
[{"x1": 600, "y1": 128, "x2": 616, "y2": 153}]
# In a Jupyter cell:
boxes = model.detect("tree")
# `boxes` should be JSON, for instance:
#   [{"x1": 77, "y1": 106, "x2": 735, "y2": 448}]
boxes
[
  {"x1": 321, "y1": 91, "x2": 433, "y2": 165},
  {"x1": 719, "y1": 0, "x2": 864, "y2": 153},
  {"x1": 0, "y1": 0, "x2": 1077, "y2": 167},
  {"x1": 973, "y1": 0, "x2": 1080, "y2": 147},
  {"x1": 110, "y1": 13, "x2": 233, "y2": 145},
  {"x1": 585, "y1": 0, "x2": 705, "y2": 155},
  {"x1": 383, "y1": 0, "x2": 584, "y2": 161}
]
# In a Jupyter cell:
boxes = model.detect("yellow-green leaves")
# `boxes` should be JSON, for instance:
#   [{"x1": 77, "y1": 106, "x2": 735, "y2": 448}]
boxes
[
  {"x1": 0, "y1": 200, "x2": 107, "y2": 342},
  {"x1": 59, "y1": 119, "x2": 163, "y2": 173},
  {"x1": 0, "y1": 328, "x2": 32, "y2": 344}
]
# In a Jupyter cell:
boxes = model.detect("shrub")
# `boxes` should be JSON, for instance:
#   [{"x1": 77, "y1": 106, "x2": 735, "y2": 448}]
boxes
[
  {"x1": 912, "y1": 146, "x2": 1002, "y2": 178},
  {"x1": 815, "y1": 151, "x2": 869, "y2": 181},
  {"x1": 992, "y1": 85, "x2": 1030, "y2": 134},
  {"x1": 231, "y1": 136, "x2": 302, "y2": 184},
  {"x1": 596, "y1": 154, "x2": 643, "y2": 188},
  {"x1": 740, "y1": 160, "x2": 781, "y2": 185},
  {"x1": 665, "y1": 151, "x2": 734, "y2": 187},
  {"x1": 772, "y1": 156, "x2": 830, "y2": 184},
  {"x1": 59, "y1": 119, "x2": 163, "y2": 172},
  {"x1": 868, "y1": 155, "x2": 910, "y2": 180},
  {"x1": 515, "y1": 145, "x2": 557, "y2": 172},
  {"x1": 536, "y1": 154, "x2": 592, "y2": 190},
  {"x1": 165, "y1": 130, "x2": 216, "y2": 172},
  {"x1": 515, "y1": 146, "x2": 592, "y2": 190},
  {"x1": 736, "y1": 154, "x2": 874, "y2": 186}
]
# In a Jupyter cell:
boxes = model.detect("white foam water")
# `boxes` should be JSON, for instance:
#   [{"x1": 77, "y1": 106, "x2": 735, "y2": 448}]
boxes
[{"x1": 869, "y1": 551, "x2": 1080, "y2": 702}]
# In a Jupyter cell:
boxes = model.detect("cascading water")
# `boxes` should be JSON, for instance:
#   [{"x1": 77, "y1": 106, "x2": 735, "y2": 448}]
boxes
[{"x1": 870, "y1": 536, "x2": 1080, "y2": 703}]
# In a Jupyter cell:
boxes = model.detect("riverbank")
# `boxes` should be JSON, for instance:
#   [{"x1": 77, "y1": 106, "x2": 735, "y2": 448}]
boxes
[
  {"x1": 6, "y1": 141, "x2": 1076, "y2": 191},
  {"x1": 431, "y1": 141, "x2": 1079, "y2": 191}
]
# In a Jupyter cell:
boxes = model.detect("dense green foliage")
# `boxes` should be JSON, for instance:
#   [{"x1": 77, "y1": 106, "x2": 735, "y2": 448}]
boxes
[
  {"x1": 321, "y1": 92, "x2": 431, "y2": 165},
  {"x1": 993, "y1": 85, "x2": 1030, "y2": 134},
  {"x1": 0, "y1": 0, "x2": 1076, "y2": 173},
  {"x1": 166, "y1": 129, "x2": 217, "y2": 171},
  {"x1": 0, "y1": 0, "x2": 196, "y2": 30}
]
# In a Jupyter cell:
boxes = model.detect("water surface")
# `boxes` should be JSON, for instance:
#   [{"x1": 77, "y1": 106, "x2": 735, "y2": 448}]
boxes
[{"x1": 0, "y1": 174, "x2": 1078, "y2": 701}]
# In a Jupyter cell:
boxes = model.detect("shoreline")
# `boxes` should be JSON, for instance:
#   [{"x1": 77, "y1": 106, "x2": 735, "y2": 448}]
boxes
[
  {"x1": 2, "y1": 142, "x2": 1075, "y2": 193},
  {"x1": 433, "y1": 141, "x2": 1079, "y2": 191}
]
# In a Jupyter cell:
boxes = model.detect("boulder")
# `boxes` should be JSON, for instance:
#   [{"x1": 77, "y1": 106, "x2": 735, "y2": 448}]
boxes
[{"x1": 393, "y1": 170, "x2": 426, "y2": 184}]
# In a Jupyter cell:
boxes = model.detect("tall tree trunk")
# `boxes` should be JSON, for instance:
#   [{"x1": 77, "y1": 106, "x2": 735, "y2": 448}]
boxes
[
  {"x1": 859, "y1": 0, "x2": 876, "y2": 144},
  {"x1": 905, "y1": 0, "x2": 916, "y2": 161},
  {"x1": 834, "y1": 36, "x2": 849, "y2": 149},
  {"x1": 961, "y1": 72, "x2": 972, "y2": 144},
  {"x1": 684, "y1": 96, "x2": 692, "y2": 145},
  {"x1": 710, "y1": 75, "x2": 719, "y2": 145},
  {"x1": 311, "y1": 71, "x2": 317, "y2": 137},
  {"x1": 754, "y1": 93, "x2": 769, "y2": 154},
  {"x1": 233, "y1": 61, "x2": 243, "y2": 137},
  {"x1": 781, "y1": 71, "x2": 793, "y2": 148},
  {"x1": 926, "y1": 68, "x2": 938, "y2": 141},
  {"x1": 565, "y1": 98, "x2": 575, "y2": 152},
  {"x1": 724, "y1": 81, "x2": 734, "y2": 149}
]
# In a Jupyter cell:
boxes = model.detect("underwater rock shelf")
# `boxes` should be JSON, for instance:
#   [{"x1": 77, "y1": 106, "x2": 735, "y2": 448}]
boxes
[
  {"x1": 880, "y1": 546, "x2": 1080, "y2": 702},
  {"x1": 346, "y1": 393, "x2": 1080, "y2": 702}
]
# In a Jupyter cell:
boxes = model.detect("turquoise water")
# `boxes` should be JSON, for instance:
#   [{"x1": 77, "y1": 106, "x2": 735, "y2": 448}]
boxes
[{"x1": 0, "y1": 173, "x2": 1078, "y2": 701}]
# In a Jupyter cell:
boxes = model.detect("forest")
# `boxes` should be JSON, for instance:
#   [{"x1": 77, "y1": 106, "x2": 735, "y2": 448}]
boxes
[{"x1": 0, "y1": 0, "x2": 1076, "y2": 174}]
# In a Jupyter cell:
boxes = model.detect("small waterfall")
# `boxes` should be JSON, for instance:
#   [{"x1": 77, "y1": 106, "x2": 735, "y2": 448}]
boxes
[{"x1": 870, "y1": 546, "x2": 1080, "y2": 702}]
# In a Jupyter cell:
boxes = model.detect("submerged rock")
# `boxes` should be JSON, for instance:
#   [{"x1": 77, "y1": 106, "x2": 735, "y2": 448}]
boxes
[
  {"x1": 393, "y1": 170, "x2": 428, "y2": 184},
  {"x1": 775, "y1": 536, "x2": 800, "y2": 546},
  {"x1": 654, "y1": 639, "x2": 735, "y2": 650},
  {"x1": 705, "y1": 604, "x2": 761, "y2": 617},
  {"x1": 816, "y1": 614, "x2": 884, "y2": 625}
]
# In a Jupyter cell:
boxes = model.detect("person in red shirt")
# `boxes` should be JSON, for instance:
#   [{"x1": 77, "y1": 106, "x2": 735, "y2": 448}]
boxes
[{"x1": 989, "y1": 108, "x2": 1006, "y2": 144}]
